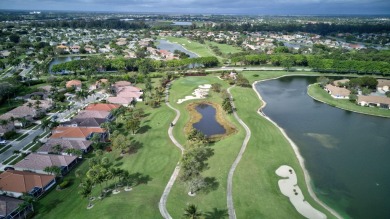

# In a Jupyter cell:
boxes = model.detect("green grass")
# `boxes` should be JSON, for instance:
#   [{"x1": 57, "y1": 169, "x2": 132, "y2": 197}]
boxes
[
  {"x1": 166, "y1": 76, "x2": 246, "y2": 218},
  {"x1": 163, "y1": 36, "x2": 215, "y2": 57},
  {"x1": 2, "y1": 154, "x2": 18, "y2": 165},
  {"x1": 308, "y1": 83, "x2": 390, "y2": 118},
  {"x1": 35, "y1": 102, "x2": 179, "y2": 218},
  {"x1": 206, "y1": 41, "x2": 242, "y2": 55},
  {"x1": 0, "y1": 145, "x2": 12, "y2": 154},
  {"x1": 230, "y1": 86, "x2": 337, "y2": 218},
  {"x1": 9, "y1": 153, "x2": 28, "y2": 165}
]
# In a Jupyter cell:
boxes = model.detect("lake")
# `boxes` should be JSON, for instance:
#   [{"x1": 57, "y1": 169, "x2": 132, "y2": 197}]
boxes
[
  {"x1": 193, "y1": 104, "x2": 226, "y2": 137},
  {"x1": 172, "y1": 22, "x2": 192, "y2": 26},
  {"x1": 49, "y1": 56, "x2": 80, "y2": 73},
  {"x1": 255, "y1": 76, "x2": 390, "y2": 219},
  {"x1": 157, "y1": 39, "x2": 198, "y2": 58}
]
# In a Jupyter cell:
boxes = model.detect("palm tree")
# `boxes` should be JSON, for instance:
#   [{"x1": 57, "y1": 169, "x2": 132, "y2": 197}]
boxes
[
  {"x1": 79, "y1": 180, "x2": 93, "y2": 209},
  {"x1": 0, "y1": 119, "x2": 8, "y2": 129},
  {"x1": 41, "y1": 119, "x2": 51, "y2": 131},
  {"x1": 183, "y1": 204, "x2": 202, "y2": 219}
]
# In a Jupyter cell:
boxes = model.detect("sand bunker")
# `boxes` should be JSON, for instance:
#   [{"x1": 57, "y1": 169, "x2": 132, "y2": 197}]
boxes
[
  {"x1": 177, "y1": 84, "x2": 211, "y2": 104},
  {"x1": 276, "y1": 165, "x2": 326, "y2": 219}
]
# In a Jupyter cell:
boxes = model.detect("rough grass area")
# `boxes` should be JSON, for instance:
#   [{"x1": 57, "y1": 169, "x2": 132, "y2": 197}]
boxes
[{"x1": 308, "y1": 83, "x2": 390, "y2": 118}]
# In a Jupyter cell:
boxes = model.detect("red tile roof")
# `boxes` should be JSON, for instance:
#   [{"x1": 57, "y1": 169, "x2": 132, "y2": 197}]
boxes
[
  {"x1": 66, "y1": 80, "x2": 82, "y2": 88},
  {"x1": 51, "y1": 127, "x2": 106, "y2": 139},
  {"x1": 0, "y1": 170, "x2": 55, "y2": 194},
  {"x1": 85, "y1": 103, "x2": 120, "y2": 112}
]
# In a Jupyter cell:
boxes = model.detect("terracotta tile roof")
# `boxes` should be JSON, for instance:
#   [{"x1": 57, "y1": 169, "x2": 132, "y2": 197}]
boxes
[
  {"x1": 14, "y1": 153, "x2": 77, "y2": 171},
  {"x1": 113, "y1": 81, "x2": 131, "y2": 87},
  {"x1": 38, "y1": 139, "x2": 92, "y2": 153},
  {"x1": 116, "y1": 86, "x2": 142, "y2": 94},
  {"x1": 0, "y1": 195, "x2": 24, "y2": 216},
  {"x1": 85, "y1": 103, "x2": 120, "y2": 112},
  {"x1": 66, "y1": 80, "x2": 82, "y2": 88},
  {"x1": 107, "y1": 96, "x2": 133, "y2": 105},
  {"x1": 51, "y1": 127, "x2": 106, "y2": 139},
  {"x1": 0, "y1": 170, "x2": 55, "y2": 194}
]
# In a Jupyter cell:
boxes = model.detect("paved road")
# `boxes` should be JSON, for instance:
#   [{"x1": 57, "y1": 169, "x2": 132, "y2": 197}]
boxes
[
  {"x1": 0, "y1": 91, "x2": 107, "y2": 168},
  {"x1": 159, "y1": 82, "x2": 185, "y2": 219},
  {"x1": 0, "y1": 126, "x2": 45, "y2": 164},
  {"x1": 226, "y1": 86, "x2": 252, "y2": 219}
]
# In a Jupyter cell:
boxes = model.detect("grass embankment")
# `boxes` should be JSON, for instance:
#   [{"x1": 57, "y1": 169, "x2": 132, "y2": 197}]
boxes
[
  {"x1": 230, "y1": 86, "x2": 336, "y2": 218},
  {"x1": 308, "y1": 83, "x2": 390, "y2": 118},
  {"x1": 35, "y1": 103, "x2": 180, "y2": 219},
  {"x1": 166, "y1": 76, "x2": 246, "y2": 218}
]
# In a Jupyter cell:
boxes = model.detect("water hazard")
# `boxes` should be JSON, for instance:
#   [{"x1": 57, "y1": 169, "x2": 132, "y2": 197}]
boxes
[
  {"x1": 193, "y1": 104, "x2": 226, "y2": 137},
  {"x1": 255, "y1": 76, "x2": 390, "y2": 219}
]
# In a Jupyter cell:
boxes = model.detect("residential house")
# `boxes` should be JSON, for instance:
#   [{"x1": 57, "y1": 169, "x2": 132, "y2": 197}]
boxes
[
  {"x1": 37, "y1": 139, "x2": 92, "y2": 154},
  {"x1": 0, "y1": 106, "x2": 43, "y2": 127},
  {"x1": 85, "y1": 103, "x2": 120, "y2": 112},
  {"x1": 0, "y1": 195, "x2": 33, "y2": 218},
  {"x1": 0, "y1": 122, "x2": 14, "y2": 137},
  {"x1": 107, "y1": 84, "x2": 143, "y2": 106},
  {"x1": 357, "y1": 95, "x2": 390, "y2": 109},
  {"x1": 332, "y1": 79, "x2": 349, "y2": 87},
  {"x1": 0, "y1": 170, "x2": 56, "y2": 198},
  {"x1": 324, "y1": 84, "x2": 351, "y2": 99},
  {"x1": 66, "y1": 80, "x2": 82, "y2": 90},
  {"x1": 377, "y1": 79, "x2": 390, "y2": 92},
  {"x1": 14, "y1": 153, "x2": 78, "y2": 175},
  {"x1": 50, "y1": 126, "x2": 107, "y2": 141},
  {"x1": 60, "y1": 110, "x2": 112, "y2": 127}
]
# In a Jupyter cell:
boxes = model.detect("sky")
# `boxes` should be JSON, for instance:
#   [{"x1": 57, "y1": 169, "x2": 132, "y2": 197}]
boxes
[{"x1": 0, "y1": 0, "x2": 390, "y2": 15}]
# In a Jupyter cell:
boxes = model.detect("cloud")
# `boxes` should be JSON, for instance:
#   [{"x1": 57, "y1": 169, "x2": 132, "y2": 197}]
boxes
[{"x1": 0, "y1": 0, "x2": 389, "y2": 14}]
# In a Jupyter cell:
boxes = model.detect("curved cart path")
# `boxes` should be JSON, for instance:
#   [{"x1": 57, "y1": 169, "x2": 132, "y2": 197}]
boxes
[
  {"x1": 226, "y1": 86, "x2": 252, "y2": 219},
  {"x1": 159, "y1": 83, "x2": 185, "y2": 219}
]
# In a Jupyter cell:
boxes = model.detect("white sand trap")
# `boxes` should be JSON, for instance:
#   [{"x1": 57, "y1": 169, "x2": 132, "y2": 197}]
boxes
[
  {"x1": 177, "y1": 84, "x2": 211, "y2": 104},
  {"x1": 276, "y1": 165, "x2": 327, "y2": 219}
]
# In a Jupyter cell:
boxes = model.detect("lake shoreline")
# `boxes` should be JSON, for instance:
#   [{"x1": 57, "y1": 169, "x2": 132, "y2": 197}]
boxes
[
  {"x1": 252, "y1": 76, "x2": 343, "y2": 219},
  {"x1": 307, "y1": 83, "x2": 390, "y2": 118}
]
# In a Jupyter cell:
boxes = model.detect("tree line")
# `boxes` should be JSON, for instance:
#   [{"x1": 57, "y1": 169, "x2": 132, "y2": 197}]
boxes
[
  {"x1": 51, "y1": 56, "x2": 219, "y2": 74},
  {"x1": 231, "y1": 53, "x2": 390, "y2": 75}
]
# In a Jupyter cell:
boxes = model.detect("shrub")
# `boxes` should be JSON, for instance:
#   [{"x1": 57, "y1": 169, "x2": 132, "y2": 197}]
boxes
[
  {"x1": 3, "y1": 131, "x2": 17, "y2": 140},
  {"x1": 59, "y1": 180, "x2": 69, "y2": 189}
]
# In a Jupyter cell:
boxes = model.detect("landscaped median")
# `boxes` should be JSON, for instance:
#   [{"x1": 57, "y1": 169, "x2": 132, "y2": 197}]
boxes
[{"x1": 308, "y1": 83, "x2": 390, "y2": 118}]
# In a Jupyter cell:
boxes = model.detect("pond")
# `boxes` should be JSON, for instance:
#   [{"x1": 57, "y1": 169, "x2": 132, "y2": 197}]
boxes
[
  {"x1": 193, "y1": 104, "x2": 226, "y2": 137},
  {"x1": 49, "y1": 56, "x2": 81, "y2": 73},
  {"x1": 157, "y1": 39, "x2": 198, "y2": 58},
  {"x1": 172, "y1": 21, "x2": 192, "y2": 26},
  {"x1": 255, "y1": 76, "x2": 390, "y2": 219}
]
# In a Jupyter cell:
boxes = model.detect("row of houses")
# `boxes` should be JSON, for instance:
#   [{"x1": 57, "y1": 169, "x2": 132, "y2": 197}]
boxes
[
  {"x1": 324, "y1": 79, "x2": 390, "y2": 109},
  {"x1": 0, "y1": 102, "x2": 120, "y2": 218}
]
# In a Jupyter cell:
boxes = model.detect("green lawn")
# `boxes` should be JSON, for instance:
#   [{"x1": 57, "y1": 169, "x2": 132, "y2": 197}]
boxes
[
  {"x1": 166, "y1": 76, "x2": 246, "y2": 218},
  {"x1": 35, "y1": 102, "x2": 180, "y2": 219},
  {"x1": 308, "y1": 83, "x2": 390, "y2": 118},
  {"x1": 206, "y1": 41, "x2": 242, "y2": 55},
  {"x1": 164, "y1": 36, "x2": 214, "y2": 57},
  {"x1": 0, "y1": 99, "x2": 25, "y2": 115}
]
